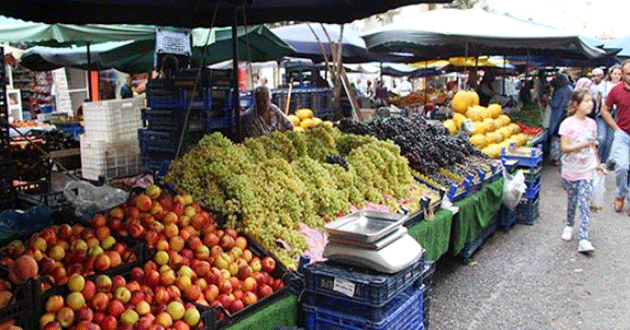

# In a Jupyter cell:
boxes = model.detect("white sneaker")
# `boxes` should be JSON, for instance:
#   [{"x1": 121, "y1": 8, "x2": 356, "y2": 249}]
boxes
[
  {"x1": 561, "y1": 226, "x2": 573, "y2": 241},
  {"x1": 578, "y1": 239, "x2": 594, "y2": 253}
]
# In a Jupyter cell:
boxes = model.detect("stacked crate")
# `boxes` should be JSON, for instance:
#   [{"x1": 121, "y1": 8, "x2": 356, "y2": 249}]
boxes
[
  {"x1": 501, "y1": 144, "x2": 543, "y2": 225},
  {"x1": 0, "y1": 49, "x2": 16, "y2": 209},
  {"x1": 80, "y1": 96, "x2": 145, "y2": 181},
  {"x1": 140, "y1": 69, "x2": 235, "y2": 174},
  {"x1": 301, "y1": 253, "x2": 426, "y2": 330}
]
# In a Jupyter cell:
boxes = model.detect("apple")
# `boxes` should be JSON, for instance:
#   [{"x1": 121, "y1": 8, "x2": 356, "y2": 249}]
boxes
[
  {"x1": 145, "y1": 270, "x2": 160, "y2": 287},
  {"x1": 234, "y1": 237, "x2": 248, "y2": 250},
  {"x1": 164, "y1": 223, "x2": 179, "y2": 238},
  {"x1": 75, "y1": 321, "x2": 101, "y2": 330},
  {"x1": 273, "y1": 278, "x2": 285, "y2": 290},
  {"x1": 181, "y1": 249, "x2": 194, "y2": 262},
  {"x1": 93, "y1": 311, "x2": 106, "y2": 324},
  {"x1": 88, "y1": 245, "x2": 104, "y2": 257},
  {"x1": 203, "y1": 233, "x2": 220, "y2": 247},
  {"x1": 228, "y1": 263, "x2": 239, "y2": 277},
  {"x1": 184, "y1": 206, "x2": 196, "y2": 219},
  {"x1": 42, "y1": 321, "x2": 62, "y2": 330},
  {"x1": 194, "y1": 261, "x2": 211, "y2": 277},
  {"x1": 86, "y1": 237, "x2": 100, "y2": 249},
  {"x1": 46, "y1": 295, "x2": 65, "y2": 313},
  {"x1": 146, "y1": 185, "x2": 162, "y2": 199},
  {"x1": 95, "y1": 226, "x2": 111, "y2": 241},
  {"x1": 204, "y1": 284, "x2": 219, "y2": 302},
  {"x1": 217, "y1": 294, "x2": 234, "y2": 310},
  {"x1": 156, "y1": 312, "x2": 173, "y2": 328},
  {"x1": 190, "y1": 214, "x2": 205, "y2": 230},
  {"x1": 185, "y1": 236, "x2": 202, "y2": 251},
  {"x1": 195, "y1": 278, "x2": 208, "y2": 290},
  {"x1": 167, "y1": 301, "x2": 185, "y2": 320},
  {"x1": 144, "y1": 230, "x2": 159, "y2": 247},
  {"x1": 94, "y1": 254, "x2": 111, "y2": 271},
  {"x1": 75, "y1": 306, "x2": 94, "y2": 323},
  {"x1": 71, "y1": 249, "x2": 88, "y2": 264},
  {"x1": 242, "y1": 277, "x2": 257, "y2": 292},
  {"x1": 155, "y1": 251, "x2": 169, "y2": 266},
  {"x1": 258, "y1": 284, "x2": 273, "y2": 298},
  {"x1": 160, "y1": 268, "x2": 176, "y2": 286},
  {"x1": 170, "y1": 236, "x2": 185, "y2": 252},
  {"x1": 121, "y1": 309, "x2": 139, "y2": 325},
  {"x1": 101, "y1": 315, "x2": 117, "y2": 330},
  {"x1": 115, "y1": 286, "x2": 131, "y2": 303},
  {"x1": 243, "y1": 291, "x2": 258, "y2": 306},
  {"x1": 210, "y1": 245, "x2": 223, "y2": 258},
  {"x1": 111, "y1": 275, "x2": 126, "y2": 290},
  {"x1": 126, "y1": 280, "x2": 141, "y2": 292},
  {"x1": 261, "y1": 257, "x2": 276, "y2": 273},
  {"x1": 230, "y1": 247, "x2": 243, "y2": 259},
  {"x1": 95, "y1": 274, "x2": 112, "y2": 292},
  {"x1": 81, "y1": 281, "x2": 97, "y2": 301},
  {"x1": 66, "y1": 292, "x2": 86, "y2": 310},
  {"x1": 91, "y1": 292, "x2": 110, "y2": 311},
  {"x1": 136, "y1": 194, "x2": 152, "y2": 212},
  {"x1": 220, "y1": 269, "x2": 231, "y2": 281},
  {"x1": 33, "y1": 236, "x2": 48, "y2": 252},
  {"x1": 56, "y1": 307, "x2": 75, "y2": 327},
  {"x1": 163, "y1": 212, "x2": 178, "y2": 225},
  {"x1": 136, "y1": 300, "x2": 151, "y2": 316},
  {"x1": 183, "y1": 308, "x2": 201, "y2": 327},
  {"x1": 68, "y1": 273, "x2": 85, "y2": 292},
  {"x1": 128, "y1": 223, "x2": 146, "y2": 239},
  {"x1": 106, "y1": 300, "x2": 124, "y2": 318},
  {"x1": 172, "y1": 320, "x2": 190, "y2": 330},
  {"x1": 219, "y1": 279, "x2": 233, "y2": 294},
  {"x1": 130, "y1": 267, "x2": 145, "y2": 283},
  {"x1": 40, "y1": 313, "x2": 57, "y2": 328},
  {"x1": 228, "y1": 299, "x2": 244, "y2": 313},
  {"x1": 154, "y1": 287, "x2": 170, "y2": 305},
  {"x1": 184, "y1": 285, "x2": 202, "y2": 301},
  {"x1": 159, "y1": 194, "x2": 174, "y2": 210},
  {"x1": 109, "y1": 218, "x2": 123, "y2": 233},
  {"x1": 176, "y1": 275, "x2": 192, "y2": 290},
  {"x1": 70, "y1": 239, "x2": 88, "y2": 252},
  {"x1": 249, "y1": 257, "x2": 262, "y2": 273},
  {"x1": 100, "y1": 236, "x2": 116, "y2": 250},
  {"x1": 167, "y1": 285, "x2": 181, "y2": 300},
  {"x1": 219, "y1": 236, "x2": 235, "y2": 250},
  {"x1": 48, "y1": 245, "x2": 65, "y2": 261}
]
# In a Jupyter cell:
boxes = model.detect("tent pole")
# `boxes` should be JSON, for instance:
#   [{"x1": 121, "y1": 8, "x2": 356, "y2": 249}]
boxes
[
  {"x1": 87, "y1": 41, "x2": 92, "y2": 101},
  {"x1": 232, "y1": 7, "x2": 241, "y2": 142},
  {"x1": 503, "y1": 55, "x2": 506, "y2": 96},
  {"x1": 424, "y1": 60, "x2": 427, "y2": 106}
]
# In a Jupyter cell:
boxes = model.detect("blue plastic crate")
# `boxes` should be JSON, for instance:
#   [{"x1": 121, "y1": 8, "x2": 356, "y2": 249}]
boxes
[
  {"x1": 240, "y1": 90, "x2": 254, "y2": 109},
  {"x1": 181, "y1": 88, "x2": 211, "y2": 111},
  {"x1": 458, "y1": 220, "x2": 497, "y2": 264},
  {"x1": 303, "y1": 285, "x2": 424, "y2": 330},
  {"x1": 500, "y1": 144, "x2": 543, "y2": 168},
  {"x1": 138, "y1": 129, "x2": 203, "y2": 154},
  {"x1": 522, "y1": 181, "x2": 541, "y2": 200},
  {"x1": 149, "y1": 97, "x2": 180, "y2": 110},
  {"x1": 58, "y1": 122, "x2": 84, "y2": 139},
  {"x1": 516, "y1": 193, "x2": 539, "y2": 225},
  {"x1": 141, "y1": 108, "x2": 208, "y2": 132},
  {"x1": 303, "y1": 253, "x2": 424, "y2": 308},
  {"x1": 497, "y1": 205, "x2": 517, "y2": 232}
]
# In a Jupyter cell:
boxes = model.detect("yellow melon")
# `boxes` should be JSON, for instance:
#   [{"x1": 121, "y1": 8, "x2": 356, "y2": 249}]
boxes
[
  {"x1": 296, "y1": 109, "x2": 313, "y2": 121},
  {"x1": 498, "y1": 126, "x2": 513, "y2": 139},
  {"x1": 487, "y1": 103, "x2": 502, "y2": 118},
  {"x1": 443, "y1": 119, "x2": 457, "y2": 135},
  {"x1": 470, "y1": 134, "x2": 488, "y2": 148},
  {"x1": 486, "y1": 131, "x2": 504, "y2": 144},
  {"x1": 471, "y1": 121, "x2": 487, "y2": 135},
  {"x1": 453, "y1": 113, "x2": 467, "y2": 129},
  {"x1": 493, "y1": 118, "x2": 504, "y2": 130},
  {"x1": 469, "y1": 90, "x2": 480, "y2": 106},
  {"x1": 293, "y1": 126, "x2": 305, "y2": 132},
  {"x1": 300, "y1": 118, "x2": 314, "y2": 129},
  {"x1": 322, "y1": 121, "x2": 334, "y2": 128},
  {"x1": 311, "y1": 117, "x2": 323, "y2": 126},
  {"x1": 509, "y1": 123, "x2": 520, "y2": 134},
  {"x1": 288, "y1": 115, "x2": 300, "y2": 126},
  {"x1": 498, "y1": 114, "x2": 511, "y2": 127},
  {"x1": 452, "y1": 91, "x2": 470, "y2": 113},
  {"x1": 465, "y1": 106, "x2": 484, "y2": 122},
  {"x1": 483, "y1": 118, "x2": 495, "y2": 132},
  {"x1": 482, "y1": 143, "x2": 502, "y2": 159}
]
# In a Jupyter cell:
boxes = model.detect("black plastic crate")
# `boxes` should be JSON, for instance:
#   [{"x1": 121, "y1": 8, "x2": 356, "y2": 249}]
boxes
[
  {"x1": 303, "y1": 252, "x2": 425, "y2": 308},
  {"x1": 457, "y1": 220, "x2": 498, "y2": 264},
  {"x1": 516, "y1": 193, "x2": 540, "y2": 225},
  {"x1": 142, "y1": 108, "x2": 209, "y2": 132},
  {"x1": 497, "y1": 205, "x2": 517, "y2": 232},
  {"x1": 0, "y1": 272, "x2": 35, "y2": 330},
  {"x1": 138, "y1": 128, "x2": 205, "y2": 155}
]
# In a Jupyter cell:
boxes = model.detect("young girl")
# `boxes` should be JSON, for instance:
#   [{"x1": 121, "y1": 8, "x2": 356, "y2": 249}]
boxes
[{"x1": 559, "y1": 88, "x2": 606, "y2": 253}]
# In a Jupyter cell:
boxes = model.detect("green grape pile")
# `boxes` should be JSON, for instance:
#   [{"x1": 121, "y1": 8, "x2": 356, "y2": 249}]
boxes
[{"x1": 165, "y1": 126, "x2": 423, "y2": 267}]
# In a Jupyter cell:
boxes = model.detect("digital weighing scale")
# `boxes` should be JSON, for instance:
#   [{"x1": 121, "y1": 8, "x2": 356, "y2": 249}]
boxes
[{"x1": 323, "y1": 211, "x2": 424, "y2": 274}]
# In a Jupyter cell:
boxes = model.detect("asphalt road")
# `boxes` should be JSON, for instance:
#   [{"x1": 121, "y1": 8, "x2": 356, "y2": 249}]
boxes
[{"x1": 430, "y1": 164, "x2": 630, "y2": 330}]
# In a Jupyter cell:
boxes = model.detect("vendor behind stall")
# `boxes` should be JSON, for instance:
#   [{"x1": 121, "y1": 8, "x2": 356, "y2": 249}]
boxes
[{"x1": 242, "y1": 86, "x2": 294, "y2": 138}]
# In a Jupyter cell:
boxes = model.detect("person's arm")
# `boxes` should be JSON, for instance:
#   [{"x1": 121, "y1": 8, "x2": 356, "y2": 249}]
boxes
[
  {"x1": 273, "y1": 106, "x2": 294, "y2": 132},
  {"x1": 601, "y1": 102, "x2": 619, "y2": 131},
  {"x1": 560, "y1": 135, "x2": 593, "y2": 153}
]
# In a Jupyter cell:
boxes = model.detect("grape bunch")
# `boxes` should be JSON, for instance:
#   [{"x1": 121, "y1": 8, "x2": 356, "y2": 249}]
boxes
[{"x1": 325, "y1": 155, "x2": 349, "y2": 170}]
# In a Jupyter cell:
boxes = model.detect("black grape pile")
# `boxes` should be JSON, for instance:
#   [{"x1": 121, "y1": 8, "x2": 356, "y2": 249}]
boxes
[
  {"x1": 338, "y1": 115, "x2": 487, "y2": 176},
  {"x1": 325, "y1": 155, "x2": 349, "y2": 170}
]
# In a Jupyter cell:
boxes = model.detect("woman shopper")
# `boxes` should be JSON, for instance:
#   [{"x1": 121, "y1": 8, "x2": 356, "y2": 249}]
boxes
[
  {"x1": 547, "y1": 74, "x2": 574, "y2": 165},
  {"x1": 597, "y1": 65, "x2": 623, "y2": 165},
  {"x1": 559, "y1": 88, "x2": 606, "y2": 253}
]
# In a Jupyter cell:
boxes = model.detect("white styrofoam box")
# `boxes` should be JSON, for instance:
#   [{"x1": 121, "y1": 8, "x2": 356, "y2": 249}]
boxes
[
  {"x1": 80, "y1": 136, "x2": 141, "y2": 181},
  {"x1": 83, "y1": 96, "x2": 146, "y2": 141}
]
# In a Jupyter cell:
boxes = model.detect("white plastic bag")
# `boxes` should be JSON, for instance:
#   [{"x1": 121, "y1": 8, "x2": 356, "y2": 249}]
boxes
[
  {"x1": 63, "y1": 181, "x2": 128, "y2": 216},
  {"x1": 542, "y1": 104, "x2": 552, "y2": 129},
  {"x1": 591, "y1": 173, "x2": 605, "y2": 212},
  {"x1": 502, "y1": 169, "x2": 527, "y2": 211}
]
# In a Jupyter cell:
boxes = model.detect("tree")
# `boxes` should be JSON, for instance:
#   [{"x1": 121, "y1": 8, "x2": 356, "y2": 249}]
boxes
[{"x1": 446, "y1": 0, "x2": 491, "y2": 11}]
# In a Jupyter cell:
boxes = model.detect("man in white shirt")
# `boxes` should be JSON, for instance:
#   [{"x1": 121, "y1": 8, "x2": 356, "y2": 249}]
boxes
[
  {"x1": 398, "y1": 78, "x2": 412, "y2": 97},
  {"x1": 590, "y1": 68, "x2": 605, "y2": 112}
]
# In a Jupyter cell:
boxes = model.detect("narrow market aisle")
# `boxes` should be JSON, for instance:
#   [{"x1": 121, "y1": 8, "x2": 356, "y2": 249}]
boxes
[{"x1": 430, "y1": 164, "x2": 630, "y2": 330}]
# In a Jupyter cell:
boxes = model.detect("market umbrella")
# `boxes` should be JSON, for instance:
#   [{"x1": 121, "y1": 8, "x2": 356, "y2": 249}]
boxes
[
  {"x1": 362, "y1": 9, "x2": 607, "y2": 60},
  {"x1": 604, "y1": 36, "x2": 630, "y2": 59},
  {"x1": 0, "y1": 0, "x2": 451, "y2": 28}
]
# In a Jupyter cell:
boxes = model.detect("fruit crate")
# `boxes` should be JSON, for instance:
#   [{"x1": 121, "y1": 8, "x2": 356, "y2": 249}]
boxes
[
  {"x1": 457, "y1": 220, "x2": 497, "y2": 264},
  {"x1": 141, "y1": 108, "x2": 209, "y2": 132},
  {"x1": 147, "y1": 79, "x2": 180, "y2": 110},
  {"x1": 57, "y1": 122, "x2": 85, "y2": 139},
  {"x1": 80, "y1": 137, "x2": 141, "y2": 181},
  {"x1": 521, "y1": 164, "x2": 542, "y2": 184},
  {"x1": 82, "y1": 96, "x2": 145, "y2": 142},
  {"x1": 0, "y1": 271, "x2": 35, "y2": 330},
  {"x1": 500, "y1": 144, "x2": 543, "y2": 168},
  {"x1": 200, "y1": 235, "x2": 291, "y2": 330},
  {"x1": 516, "y1": 193, "x2": 540, "y2": 225},
  {"x1": 141, "y1": 152, "x2": 172, "y2": 174},
  {"x1": 303, "y1": 252, "x2": 425, "y2": 308},
  {"x1": 522, "y1": 181, "x2": 541, "y2": 200},
  {"x1": 138, "y1": 129, "x2": 205, "y2": 155},
  {"x1": 16, "y1": 190, "x2": 72, "y2": 212},
  {"x1": 422, "y1": 284, "x2": 431, "y2": 330},
  {"x1": 497, "y1": 204, "x2": 517, "y2": 232},
  {"x1": 419, "y1": 261, "x2": 435, "y2": 287},
  {"x1": 303, "y1": 285, "x2": 424, "y2": 330}
]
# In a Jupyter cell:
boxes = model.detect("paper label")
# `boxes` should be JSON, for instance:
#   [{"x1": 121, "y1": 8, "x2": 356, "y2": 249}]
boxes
[{"x1": 333, "y1": 278, "x2": 355, "y2": 297}]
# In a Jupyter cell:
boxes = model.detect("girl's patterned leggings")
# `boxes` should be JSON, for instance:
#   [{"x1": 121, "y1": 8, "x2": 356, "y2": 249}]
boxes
[{"x1": 565, "y1": 179, "x2": 593, "y2": 240}]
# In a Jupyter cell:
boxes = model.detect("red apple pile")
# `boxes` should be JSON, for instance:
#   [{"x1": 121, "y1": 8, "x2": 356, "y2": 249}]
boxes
[
  {"x1": 0, "y1": 223, "x2": 137, "y2": 289},
  {"x1": 40, "y1": 271, "x2": 203, "y2": 330},
  {"x1": 94, "y1": 185, "x2": 286, "y2": 316}
]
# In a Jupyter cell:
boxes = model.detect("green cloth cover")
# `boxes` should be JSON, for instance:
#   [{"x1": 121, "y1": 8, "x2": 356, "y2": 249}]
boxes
[
  {"x1": 451, "y1": 177, "x2": 504, "y2": 256},
  {"x1": 226, "y1": 295, "x2": 298, "y2": 330},
  {"x1": 408, "y1": 209, "x2": 454, "y2": 261}
]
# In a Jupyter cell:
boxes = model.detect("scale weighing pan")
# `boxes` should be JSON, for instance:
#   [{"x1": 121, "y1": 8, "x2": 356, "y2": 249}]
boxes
[
  {"x1": 328, "y1": 226, "x2": 407, "y2": 250},
  {"x1": 324, "y1": 211, "x2": 407, "y2": 243},
  {"x1": 324, "y1": 233, "x2": 423, "y2": 274}
]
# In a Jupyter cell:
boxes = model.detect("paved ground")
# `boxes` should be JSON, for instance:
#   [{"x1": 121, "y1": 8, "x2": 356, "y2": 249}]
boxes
[{"x1": 431, "y1": 164, "x2": 630, "y2": 330}]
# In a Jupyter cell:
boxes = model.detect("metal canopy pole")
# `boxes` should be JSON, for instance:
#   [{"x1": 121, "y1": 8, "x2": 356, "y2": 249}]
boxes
[{"x1": 232, "y1": 6, "x2": 241, "y2": 142}]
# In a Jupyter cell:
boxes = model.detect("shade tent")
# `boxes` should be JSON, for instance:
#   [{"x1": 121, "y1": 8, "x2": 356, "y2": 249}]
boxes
[
  {"x1": 19, "y1": 25, "x2": 296, "y2": 73},
  {"x1": 604, "y1": 36, "x2": 630, "y2": 59},
  {"x1": 0, "y1": 0, "x2": 450, "y2": 28},
  {"x1": 362, "y1": 9, "x2": 607, "y2": 61}
]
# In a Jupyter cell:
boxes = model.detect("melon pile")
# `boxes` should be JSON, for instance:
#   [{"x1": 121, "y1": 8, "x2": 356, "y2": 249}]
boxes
[
  {"x1": 287, "y1": 109, "x2": 333, "y2": 132},
  {"x1": 444, "y1": 90, "x2": 529, "y2": 159}
]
